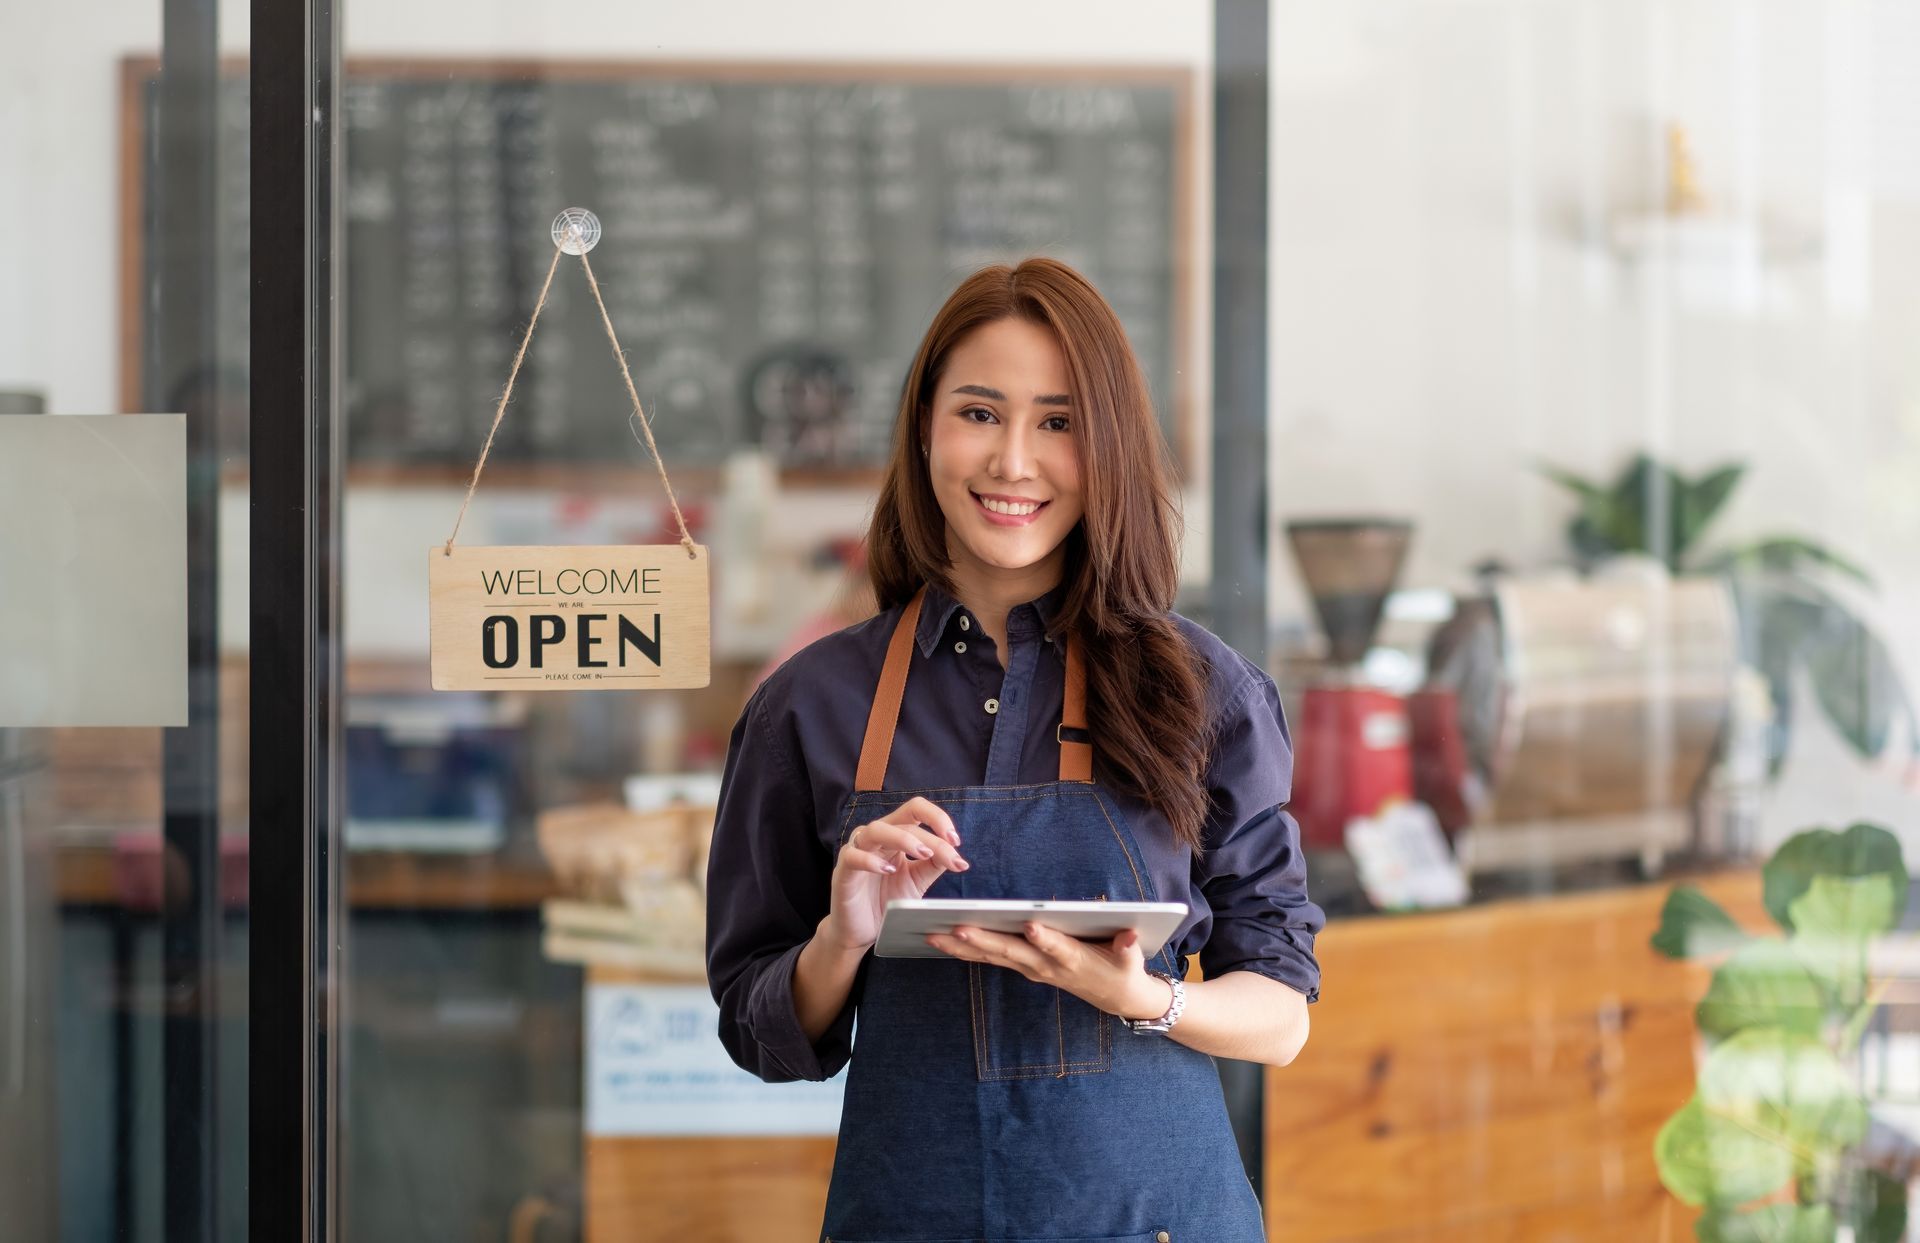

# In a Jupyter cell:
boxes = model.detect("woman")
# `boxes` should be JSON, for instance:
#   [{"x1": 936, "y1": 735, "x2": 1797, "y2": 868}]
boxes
[{"x1": 705, "y1": 258, "x2": 1323, "y2": 1242}]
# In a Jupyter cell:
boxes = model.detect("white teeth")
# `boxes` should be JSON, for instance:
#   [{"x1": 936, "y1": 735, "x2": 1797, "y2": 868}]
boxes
[{"x1": 980, "y1": 496, "x2": 1040, "y2": 516}]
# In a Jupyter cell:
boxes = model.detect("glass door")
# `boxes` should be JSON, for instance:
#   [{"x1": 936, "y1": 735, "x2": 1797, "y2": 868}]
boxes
[
  {"x1": 324, "y1": 5, "x2": 1236, "y2": 1242},
  {"x1": 0, "y1": 0, "x2": 258, "y2": 1238}
]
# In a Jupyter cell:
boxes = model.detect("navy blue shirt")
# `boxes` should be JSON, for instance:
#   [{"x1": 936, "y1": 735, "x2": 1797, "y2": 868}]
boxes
[{"x1": 705, "y1": 581, "x2": 1325, "y2": 1083}]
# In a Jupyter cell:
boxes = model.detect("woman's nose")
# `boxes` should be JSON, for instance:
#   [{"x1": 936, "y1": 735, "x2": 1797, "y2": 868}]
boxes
[{"x1": 989, "y1": 421, "x2": 1033, "y2": 479}]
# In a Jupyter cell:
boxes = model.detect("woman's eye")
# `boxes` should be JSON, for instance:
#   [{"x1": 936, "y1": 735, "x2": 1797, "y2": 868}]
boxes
[
  {"x1": 1043, "y1": 416, "x2": 1071, "y2": 432},
  {"x1": 961, "y1": 405, "x2": 996, "y2": 423}
]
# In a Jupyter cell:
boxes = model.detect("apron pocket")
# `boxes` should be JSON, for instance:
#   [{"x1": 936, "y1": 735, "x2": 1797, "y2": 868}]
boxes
[{"x1": 968, "y1": 962, "x2": 1112, "y2": 1081}]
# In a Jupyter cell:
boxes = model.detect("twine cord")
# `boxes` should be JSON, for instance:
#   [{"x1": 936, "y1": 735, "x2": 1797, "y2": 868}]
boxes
[
  {"x1": 443, "y1": 242, "x2": 564, "y2": 556},
  {"x1": 443, "y1": 224, "x2": 699, "y2": 561},
  {"x1": 576, "y1": 248, "x2": 698, "y2": 560}
]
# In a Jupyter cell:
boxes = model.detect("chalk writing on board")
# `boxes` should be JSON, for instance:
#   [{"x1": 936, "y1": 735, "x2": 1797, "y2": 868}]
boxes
[{"x1": 142, "y1": 64, "x2": 1189, "y2": 472}]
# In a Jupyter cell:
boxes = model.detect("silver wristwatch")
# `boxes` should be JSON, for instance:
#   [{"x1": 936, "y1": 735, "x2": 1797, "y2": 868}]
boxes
[{"x1": 1121, "y1": 971, "x2": 1185, "y2": 1034}]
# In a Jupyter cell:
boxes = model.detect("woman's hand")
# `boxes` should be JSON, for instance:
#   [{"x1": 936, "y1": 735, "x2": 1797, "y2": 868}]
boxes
[
  {"x1": 926, "y1": 924, "x2": 1173, "y2": 1021},
  {"x1": 818, "y1": 796, "x2": 968, "y2": 955}
]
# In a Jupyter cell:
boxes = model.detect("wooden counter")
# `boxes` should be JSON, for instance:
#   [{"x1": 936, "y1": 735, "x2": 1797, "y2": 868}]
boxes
[
  {"x1": 583, "y1": 872, "x2": 1762, "y2": 1242},
  {"x1": 1262, "y1": 869, "x2": 1766, "y2": 1242},
  {"x1": 56, "y1": 844, "x2": 559, "y2": 910}
]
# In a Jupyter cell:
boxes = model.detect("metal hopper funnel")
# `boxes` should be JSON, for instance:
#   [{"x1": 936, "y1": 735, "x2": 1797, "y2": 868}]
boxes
[{"x1": 1286, "y1": 519, "x2": 1413, "y2": 668}]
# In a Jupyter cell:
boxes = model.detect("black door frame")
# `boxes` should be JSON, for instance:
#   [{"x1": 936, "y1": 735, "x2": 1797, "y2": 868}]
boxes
[{"x1": 250, "y1": 0, "x2": 342, "y2": 1237}]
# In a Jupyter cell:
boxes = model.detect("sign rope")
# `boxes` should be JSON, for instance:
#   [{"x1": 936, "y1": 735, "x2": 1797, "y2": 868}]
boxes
[{"x1": 442, "y1": 212, "x2": 698, "y2": 561}]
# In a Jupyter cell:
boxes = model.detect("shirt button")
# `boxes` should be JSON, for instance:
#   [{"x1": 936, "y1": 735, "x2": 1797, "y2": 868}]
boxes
[
  {"x1": 953, "y1": 641, "x2": 967, "y2": 654},
  {"x1": 958, "y1": 615, "x2": 971, "y2": 631},
  {"x1": 1156, "y1": 1233, "x2": 1171, "y2": 1243},
  {"x1": 984, "y1": 698, "x2": 999, "y2": 715}
]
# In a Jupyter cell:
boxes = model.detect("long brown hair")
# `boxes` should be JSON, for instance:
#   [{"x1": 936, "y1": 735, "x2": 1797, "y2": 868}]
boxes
[{"x1": 866, "y1": 258, "x2": 1215, "y2": 851}]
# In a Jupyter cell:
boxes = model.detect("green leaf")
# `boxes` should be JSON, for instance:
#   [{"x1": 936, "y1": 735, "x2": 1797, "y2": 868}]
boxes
[
  {"x1": 1616, "y1": 453, "x2": 1677, "y2": 568},
  {"x1": 1698, "y1": 1029, "x2": 1869, "y2": 1163},
  {"x1": 1789, "y1": 873, "x2": 1903, "y2": 940},
  {"x1": 1763, "y1": 825, "x2": 1909, "y2": 934},
  {"x1": 1536, "y1": 461, "x2": 1610, "y2": 503},
  {"x1": 1567, "y1": 514, "x2": 1620, "y2": 567},
  {"x1": 1696, "y1": 940, "x2": 1828, "y2": 1040},
  {"x1": 1540, "y1": 459, "x2": 1645, "y2": 565},
  {"x1": 1653, "y1": 886, "x2": 1751, "y2": 960},
  {"x1": 1802, "y1": 1166, "x2": 1913, "y2": 1243},
  {"x1": 1677, "y1": 463, "x2": 1746, "y2": 562},
  {"x1": 1788, "y1": 874, "x2": 1900, "y2": 1008},
  {"x1": 1802, "y1": 604, "x2": 1902, "y2": 759},
  {"x1": 1737, "y1": 585, "x2": 1825, "y2": 776},
  {"x1": 1657, "y1": 1095, "x2": 1795, "y2": 1209},
  {"x1": 1856, "y1": 1168, "x2": 1909, "y2": 1243},
  {"x1": 1700, "y1": 536, "x2": 1875, "y2": 589},
  {"x1": 1694, "y1": 1204, "x2": 1836, "y2": 1243}
]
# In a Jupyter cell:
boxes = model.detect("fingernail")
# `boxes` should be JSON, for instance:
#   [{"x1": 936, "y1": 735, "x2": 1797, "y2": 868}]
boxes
[
  {"x1": 883, "y1": 863, "x2": 898, "y2": 874},
  {"x1": 958, "y1": 859, "x2": 970, "y2": 870},
  {"x1": 916, "y1": 847, "x2": 933, "y2": 858},
  {"x1": 947, "y1": 831, "x2": 961, "y2": 845},
  {"x1": 955, "y1": 929, "x2": 969, "y2": 941}
]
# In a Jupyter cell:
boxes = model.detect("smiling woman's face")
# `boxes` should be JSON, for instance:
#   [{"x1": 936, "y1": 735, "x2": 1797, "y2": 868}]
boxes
[{"x1": 923, "y1": 317, "x2": 1085, "y2": 595}]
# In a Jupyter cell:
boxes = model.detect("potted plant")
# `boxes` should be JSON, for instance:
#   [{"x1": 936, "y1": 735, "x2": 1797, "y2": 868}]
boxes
[
  {"x1": 1540, "y1": 454, "x2": 1917, "y2": 776},
  {"x1": 1651, "y1": 822, "x2": 1911, "y2": 1240}
]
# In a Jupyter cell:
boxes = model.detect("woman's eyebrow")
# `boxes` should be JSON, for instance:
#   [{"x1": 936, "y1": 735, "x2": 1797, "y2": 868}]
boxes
[{"x1": 950, "y1": 383, "x2": 1072, "y2": 406}]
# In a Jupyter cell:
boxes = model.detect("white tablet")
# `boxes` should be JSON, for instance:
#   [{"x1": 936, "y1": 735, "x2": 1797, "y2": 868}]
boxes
[{"x1": 874, "y1": 898, "x2": 1189, "y2": 959}]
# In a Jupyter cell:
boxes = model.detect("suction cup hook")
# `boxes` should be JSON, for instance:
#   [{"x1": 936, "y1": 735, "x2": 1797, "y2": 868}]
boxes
[{"x1": 551, "y1": 207, "x2": 601, "y2": 255}]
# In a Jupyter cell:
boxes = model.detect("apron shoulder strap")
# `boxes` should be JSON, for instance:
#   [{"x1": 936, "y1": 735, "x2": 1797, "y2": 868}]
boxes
[
  {"x1": 853, "y1": 586, "x2": 1095, "y2": 790},
  {"x1": 854, "y1": 588, "x2": 926, "y2": 791},
  {"x1": 1058, "y1": 636, "x2": 1093, "y2": 782}
]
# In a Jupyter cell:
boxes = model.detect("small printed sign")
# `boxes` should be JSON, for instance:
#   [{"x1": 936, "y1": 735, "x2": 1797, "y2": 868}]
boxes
[
  {"x1": 429, "y1": 545, "x2": 710, "y2": 691},
  {"x1": 586, "y1": 983, "x2": 846, "y2": 1136},
  {"x1": 1345, "y1": 800, "x2": 1469, "y2": 911}
]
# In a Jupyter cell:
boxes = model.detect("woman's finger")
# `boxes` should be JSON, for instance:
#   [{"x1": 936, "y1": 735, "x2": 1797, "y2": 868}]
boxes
[
  {"x1": 926, "y1": 932, "x2": 983, "y2": 961},
  {"x1": 881, "y1": 796, "x2": 960, "y2": 847},
  {"x1": 836, "y1": 841, "x2": 901, "y2": 876},
  {"x1": 847, "y1": 821, "x2": 967, "y2": 872},
  {"x1": 930, "y1": 932, "x2": 1051, "y2": 983},
  {"x1": 952, "y1": 926, "x2": 1052, "y2": 977},
  {"x1": 1022, "y1": 921, "x2": 1082, "y2": 968}
]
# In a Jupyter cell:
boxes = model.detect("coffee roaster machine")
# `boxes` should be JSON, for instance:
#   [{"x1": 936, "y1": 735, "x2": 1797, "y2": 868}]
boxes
[{"x1": 1285, "y1": 516, "x2": 1739, "y2": 879}]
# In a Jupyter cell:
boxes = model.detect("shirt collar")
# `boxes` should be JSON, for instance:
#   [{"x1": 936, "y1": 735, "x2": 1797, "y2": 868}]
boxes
[{"x1": 914, "y1": 579, "x2": 1070, "y2": 658}]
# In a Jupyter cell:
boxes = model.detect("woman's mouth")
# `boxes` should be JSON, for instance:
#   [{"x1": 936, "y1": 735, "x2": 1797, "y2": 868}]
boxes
[{"x1": 971, "y1": 491, "x2": 1050, "y2": 527}]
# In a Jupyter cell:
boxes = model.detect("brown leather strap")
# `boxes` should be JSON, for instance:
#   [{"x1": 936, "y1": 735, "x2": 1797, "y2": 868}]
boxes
[
  {"x1": 1058, "y1": 631, "x2": 1093, "y2": 782},
  {"x1": 854, "y1": 588, "x2": 926, "y2": 791},
  {"x1": 854, "y1": 586, "x2": 1095, "y2": 789}
]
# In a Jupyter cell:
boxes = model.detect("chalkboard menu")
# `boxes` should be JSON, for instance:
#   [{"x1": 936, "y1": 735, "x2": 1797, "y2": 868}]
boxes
[{"x1": 129, "y1": 61, "x2": 1194, "y2": 473}]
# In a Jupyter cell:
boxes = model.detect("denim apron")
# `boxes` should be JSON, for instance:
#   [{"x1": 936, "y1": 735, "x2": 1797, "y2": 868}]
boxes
[{"x1": 818, "y1": 588, "x2": 1265, "y2": 1243}]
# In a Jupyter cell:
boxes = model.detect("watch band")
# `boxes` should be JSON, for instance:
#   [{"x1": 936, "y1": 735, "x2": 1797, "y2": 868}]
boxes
[{"x1": 1122, "y1": 971, "x2": 1185, "y2": 1034}]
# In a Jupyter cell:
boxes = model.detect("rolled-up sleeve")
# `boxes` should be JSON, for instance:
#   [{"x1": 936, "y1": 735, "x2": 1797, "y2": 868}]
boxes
[
  {"x1": 1195, "y1": 672, "x2": 1325, "y2": 1002},
  {"x1": 704, "y1": 683, "x2": 859, "y2": 1082}
]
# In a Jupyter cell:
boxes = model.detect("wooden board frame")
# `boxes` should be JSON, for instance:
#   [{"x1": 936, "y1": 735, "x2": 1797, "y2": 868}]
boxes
[{"x1": 118, "y1": 55, "x2": 1203, "y2": 485}]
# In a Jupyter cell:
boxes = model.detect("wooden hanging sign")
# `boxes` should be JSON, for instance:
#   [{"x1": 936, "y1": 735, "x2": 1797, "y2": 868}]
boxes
[
  {"x1": 430, "y1": 545, "x2": 710, "y2": 690},
  {"x1": 431, "y1": 209, "x2": 712, "y2": 693}
]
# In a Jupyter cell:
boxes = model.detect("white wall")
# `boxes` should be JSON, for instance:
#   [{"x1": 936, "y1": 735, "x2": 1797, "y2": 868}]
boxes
[
  {"x1": 1267, "y1": 0, "x2": 1920, "y2": 837},
  {"x1": 0, "y1": 0, "x2": 159, "y2": 416}
]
